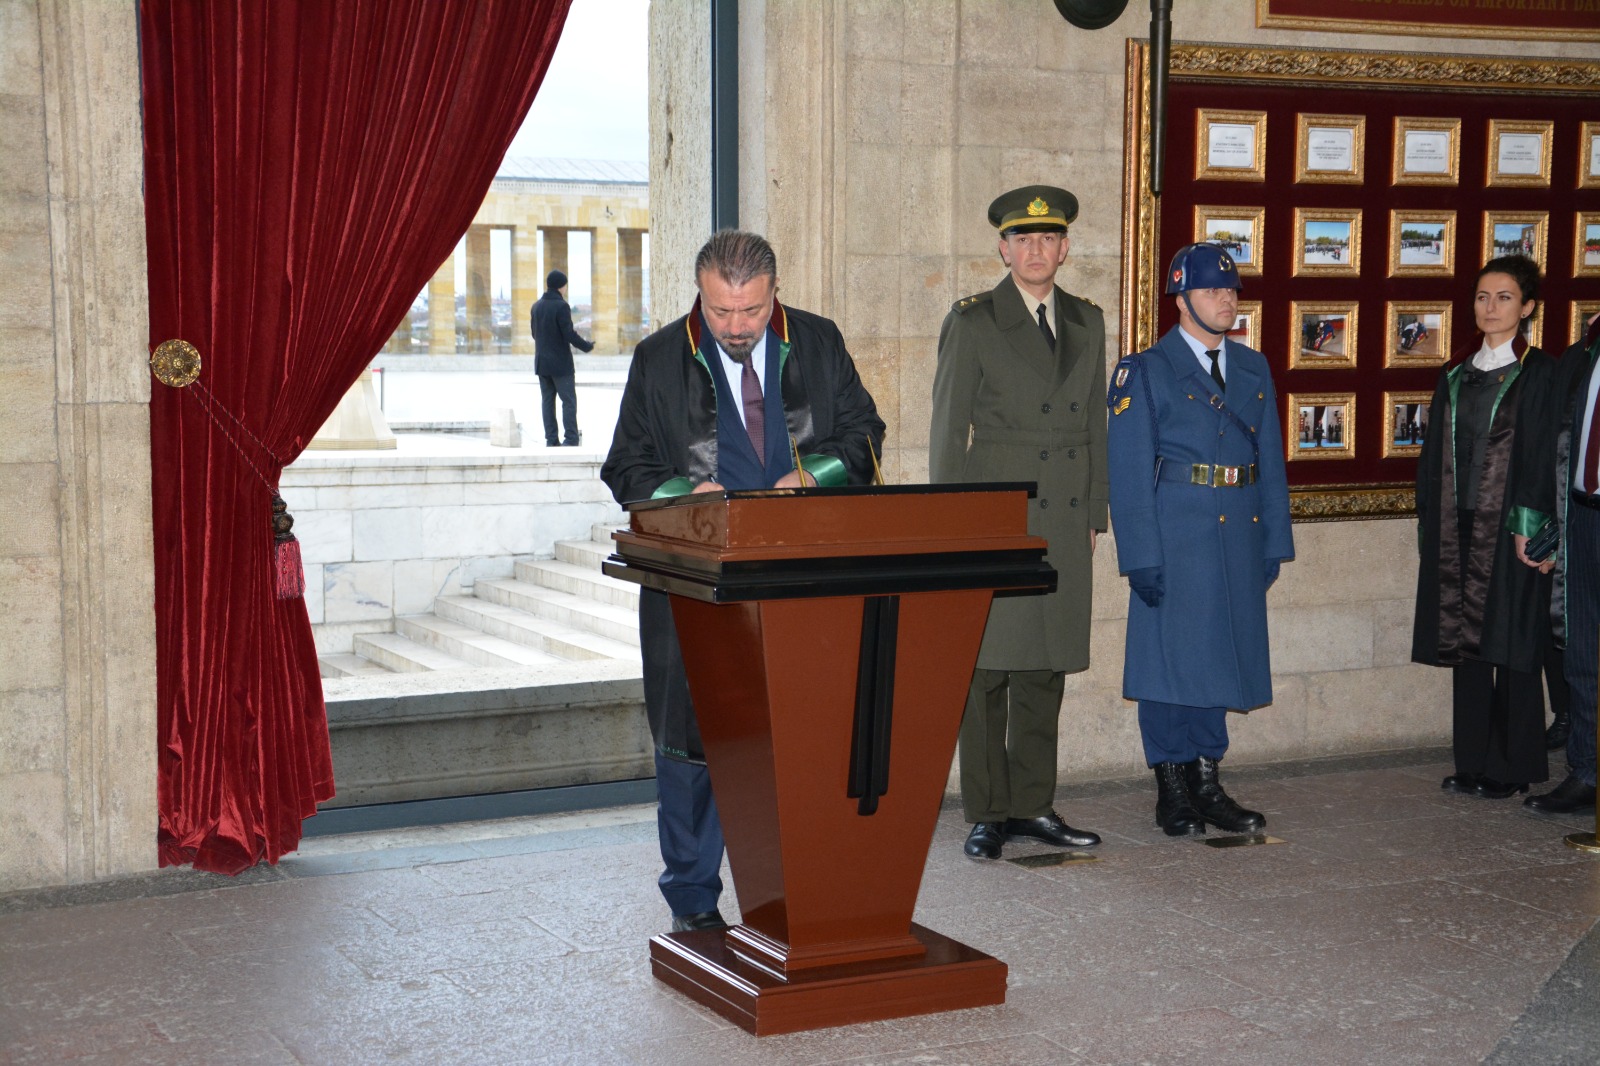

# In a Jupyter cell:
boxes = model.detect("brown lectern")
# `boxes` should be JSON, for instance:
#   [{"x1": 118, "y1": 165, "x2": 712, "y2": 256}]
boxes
[{"x1": 604, "y1": 484, "x2": 1054, "y2": 1036}]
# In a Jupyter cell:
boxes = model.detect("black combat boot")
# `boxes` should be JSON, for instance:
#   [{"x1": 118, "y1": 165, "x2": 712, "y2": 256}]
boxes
[
  {"x1": 1546, "y1": 708, "x2": 1570, "y2": 751},
  {"x1": 1153, "y1": 762, "x2": 1205, "y2": 837},
  {"x1": 1184, "y1": 756, "x2": 1266, "y2": 833}
]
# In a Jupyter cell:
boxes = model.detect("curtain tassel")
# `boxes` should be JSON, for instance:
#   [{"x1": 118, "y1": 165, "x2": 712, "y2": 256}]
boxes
[{"x1": 271, "y1": 494, "x2": 305, "y2": 600}]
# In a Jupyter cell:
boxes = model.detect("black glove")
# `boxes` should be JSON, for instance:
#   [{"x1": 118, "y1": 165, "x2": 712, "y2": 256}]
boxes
[{"x1": 1127, "y1": 566, "x2": 1164, "y2": 608}]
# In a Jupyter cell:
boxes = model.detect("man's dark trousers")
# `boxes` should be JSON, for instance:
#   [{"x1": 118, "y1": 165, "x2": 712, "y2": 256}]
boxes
[
  {"x1": 539, "y1": 373, "x2": 579, "y2": 445},
  {"x1": 1565, "y1": 502, "x2": 1599, "y2": 787}
]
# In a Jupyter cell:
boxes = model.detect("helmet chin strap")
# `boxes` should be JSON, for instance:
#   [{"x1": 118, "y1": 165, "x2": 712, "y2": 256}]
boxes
[{"x1": 1181, "y1": 290, "x2": 1229, "y2": 340}]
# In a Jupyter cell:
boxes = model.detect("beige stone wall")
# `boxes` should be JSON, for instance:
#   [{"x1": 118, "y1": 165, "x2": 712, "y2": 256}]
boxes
[
  {"x1": 0, "y1": 0, "x2": 156, "y2": 891},
  {"x1": 647, "y1": 0, "x2": 712, "y2": 329},
  {"x1": 720, "y1": 0, "x2": 1599, "y2": 778}
]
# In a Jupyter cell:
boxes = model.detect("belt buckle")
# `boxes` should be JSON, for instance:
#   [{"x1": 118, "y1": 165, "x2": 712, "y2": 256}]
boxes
[
  {"x1": 1190, "y1": 464, "x2": 1210, "y2": 485},
  {"x1": 1219, "y1": 465, "x2": 1240, "y2": 486},
  {"x1": 1209, "y1": 394, "x2": 1225, "y2": 411}
]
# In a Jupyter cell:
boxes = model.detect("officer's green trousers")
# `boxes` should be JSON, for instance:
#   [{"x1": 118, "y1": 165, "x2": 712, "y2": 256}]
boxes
[{"x1": 958, "y1": 668, "x2": 1066, "y2": 823}]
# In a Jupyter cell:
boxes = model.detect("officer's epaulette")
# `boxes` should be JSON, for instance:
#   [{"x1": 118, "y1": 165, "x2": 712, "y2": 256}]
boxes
[
  {"x1": 1065, "y1": 291, "x2": 1101, "y2": 311},
  {"x1": 951, "y1": 291, "x2": 992, "y2": 315},
  {"x1": 1106, "y1": 353, "x2": 1142, "y2": 415}
]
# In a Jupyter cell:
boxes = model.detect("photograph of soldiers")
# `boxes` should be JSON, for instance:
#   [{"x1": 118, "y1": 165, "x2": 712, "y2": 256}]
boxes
[{"x1": 929, "y1": 184, "x2": 1107, "y2": 861}]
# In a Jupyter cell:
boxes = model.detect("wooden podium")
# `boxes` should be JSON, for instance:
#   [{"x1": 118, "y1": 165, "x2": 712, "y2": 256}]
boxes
[{"x1": 604, "y1": 484, "x2": 1054, "y2": 1035}]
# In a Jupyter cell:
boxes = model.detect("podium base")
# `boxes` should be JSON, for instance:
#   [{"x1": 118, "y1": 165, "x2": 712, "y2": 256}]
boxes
[{"x1": 649, "y1": 923, "x2": 1006, "y2": 1036}]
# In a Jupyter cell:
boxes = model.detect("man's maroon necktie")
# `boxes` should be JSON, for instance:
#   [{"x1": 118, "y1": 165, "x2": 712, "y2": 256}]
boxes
[{"x1": 738, "y1": 355, "x2": 765, "y2": 458}]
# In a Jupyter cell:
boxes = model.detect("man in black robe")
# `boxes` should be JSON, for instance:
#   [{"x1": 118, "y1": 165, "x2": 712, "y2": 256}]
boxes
[{"x1": 601, "y1": 230, "x2": 884, "y2": 931}]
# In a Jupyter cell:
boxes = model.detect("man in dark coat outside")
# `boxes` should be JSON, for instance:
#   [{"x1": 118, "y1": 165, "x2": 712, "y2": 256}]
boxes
[
  {"x1": 929, "y1": 185, "x2": 1107, "y2": 861},
  {"x1": 532, "y1": 268, "x2": 594, "y2": 446},
  {"x1": 601, "y1": 230, "x2": 885, "y2": 932},
  {"x1": 1106, "y1": 243, "x2": 1294, "y2": 836}
]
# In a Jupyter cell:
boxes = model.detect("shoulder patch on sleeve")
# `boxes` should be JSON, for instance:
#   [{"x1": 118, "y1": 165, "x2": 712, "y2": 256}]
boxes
[
  {"x1": 1107, "y1": 355, "x2": 1141, "y2": 413},
  {"x1": 950, "y1": 291, "x2": 992, "y2": 315}
]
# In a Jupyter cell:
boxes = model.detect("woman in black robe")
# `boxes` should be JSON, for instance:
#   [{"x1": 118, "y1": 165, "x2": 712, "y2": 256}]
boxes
[{"x1": 1413, "y1": 256, "x2": 1557, "y2": 798}]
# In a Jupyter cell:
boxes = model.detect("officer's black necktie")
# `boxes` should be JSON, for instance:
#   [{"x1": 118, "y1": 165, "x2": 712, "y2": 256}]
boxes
[
  {"x1": 1037, "y1": 303, "x2": 1056, "y2": 350},
  {"x1": 1206, "y1": 348, "x2": 1225, "y2": 392}
]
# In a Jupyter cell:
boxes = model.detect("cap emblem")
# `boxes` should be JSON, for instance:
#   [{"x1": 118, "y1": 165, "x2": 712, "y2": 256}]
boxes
[{"x1": 1027, "y1": 197, "x2": 1049, "y2": 217}]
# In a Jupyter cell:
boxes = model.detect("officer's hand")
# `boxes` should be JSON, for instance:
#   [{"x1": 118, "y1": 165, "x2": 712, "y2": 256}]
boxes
[
  {"x1": 1127, "y1": 567, "x2": 1163, "y2": 608},
  {"x1": 1265, "y1": 559, "x2": 1280, "y2": 589}
]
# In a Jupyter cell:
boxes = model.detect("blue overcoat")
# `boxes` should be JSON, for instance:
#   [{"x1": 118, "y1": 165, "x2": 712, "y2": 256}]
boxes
[{"x1": 1106, "y1": 327, "x2": 1294, "y2": 709}]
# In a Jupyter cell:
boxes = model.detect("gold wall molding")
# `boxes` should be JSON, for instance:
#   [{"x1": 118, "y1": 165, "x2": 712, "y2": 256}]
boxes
[{"x1": 1169, "y1": 44, "x2": 1600, "y2": 93}]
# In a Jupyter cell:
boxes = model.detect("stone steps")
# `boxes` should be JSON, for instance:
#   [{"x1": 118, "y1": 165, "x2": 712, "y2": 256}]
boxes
[{"x1": 319, "y1": 524, "x2": 640, "y2": 680}]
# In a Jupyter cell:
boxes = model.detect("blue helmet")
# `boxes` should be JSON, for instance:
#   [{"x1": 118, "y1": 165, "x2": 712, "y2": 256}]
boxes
[{"x1": 1165, "y1": 242, "x2": 1243, "y2": 294}]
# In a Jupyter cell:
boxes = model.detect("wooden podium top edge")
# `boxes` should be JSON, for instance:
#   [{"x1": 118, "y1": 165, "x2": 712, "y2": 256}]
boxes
[{"x1": 621, "y1": 482, "x2": 1039, "y2": 512}]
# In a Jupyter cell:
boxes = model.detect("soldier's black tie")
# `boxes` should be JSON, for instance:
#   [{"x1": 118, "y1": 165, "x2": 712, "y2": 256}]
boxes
[
  {"x1": 1037, "y1": 303, "x2": 1056, "y2": 350},
  {"x1": 1206, "y1": 348, "x2": 1225, "y2": 392}
]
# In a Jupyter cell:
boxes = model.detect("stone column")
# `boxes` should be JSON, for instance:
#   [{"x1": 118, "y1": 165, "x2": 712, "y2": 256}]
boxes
[
  {"x1": 511, "y1": 225, "x2": 539, "y2": 355},
  {"x1": 427, "y1": 253, "x2": 455, "y2": 354},
  {"x1": 591, "y1": 225, "x2": 619, "y2": 354},
  {"x1": 463, "y1": 225, "x2": 493, "y2": 353},
  {"x1": 618, "y1": 229, "x2": 645, "y2": 351},
  {"x1": 0, "y1": 0, "x2": 159, "y2": 890},
  {"x1": 542, "y1": 227, "x2": 569, "y2": 283}
]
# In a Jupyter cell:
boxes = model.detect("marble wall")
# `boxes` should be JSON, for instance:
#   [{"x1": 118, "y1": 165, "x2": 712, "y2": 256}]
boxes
[
  {"x1": 716, "y1": 0, "x2": 1597, "y2": 779},
  {"x1": 0, "y1": 0, "x2": 157, "y2": 892}
]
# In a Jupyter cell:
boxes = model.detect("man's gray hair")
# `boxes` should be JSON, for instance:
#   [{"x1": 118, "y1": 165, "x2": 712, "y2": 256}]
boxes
[{"x1": 694, "y1": 230, "x2": 778, "y2": 288}]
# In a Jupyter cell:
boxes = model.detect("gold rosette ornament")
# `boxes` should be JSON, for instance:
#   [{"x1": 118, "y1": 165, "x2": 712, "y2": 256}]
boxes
[{"x1": 150, "y1": 339, "x2": 202, "y2": 388}]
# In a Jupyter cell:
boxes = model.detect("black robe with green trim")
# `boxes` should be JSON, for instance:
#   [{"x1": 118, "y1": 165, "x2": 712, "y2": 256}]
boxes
[{"x1": 1412, "y1": 337, "x2": 1558, "y2": 673}]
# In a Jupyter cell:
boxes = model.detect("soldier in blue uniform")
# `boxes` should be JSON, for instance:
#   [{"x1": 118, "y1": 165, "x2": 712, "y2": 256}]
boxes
[{"x1": 1106, "y1": 243, "x2": 1294, "y2": 836}]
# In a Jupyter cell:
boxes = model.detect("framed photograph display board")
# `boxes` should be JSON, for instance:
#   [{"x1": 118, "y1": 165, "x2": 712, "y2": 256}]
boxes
[
  {"x1": 1576, "y1": 213, "x2": 1600, "y2": 278},
  {"x1": 1574, "y1": 303, "x2": 1600, "y2": 345},
  {"x1": 1296, "y1": 113, "x2": 1365, "y2": 184},
  {"x1": 1194, "y1": 204, "x2": 1265, "y2": 276},
  {"x1": 1121, "y1": 41, "x2": 1600, "y2": 520},
  {"x1": 1196, "y1": 110, "x2": 1268, "y2": 181},
  {"x1": 1230, "y1": 301, "x2": 1263, "y2": 351},
  {"x1": 1382, "y1": 391, "x2": 1432, "y2": 460}
]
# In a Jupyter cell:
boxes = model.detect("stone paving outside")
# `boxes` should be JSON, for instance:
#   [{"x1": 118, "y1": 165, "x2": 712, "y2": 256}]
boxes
[{"x1": 2, "y1": 751, "x2": 1597, "y2": 1065}]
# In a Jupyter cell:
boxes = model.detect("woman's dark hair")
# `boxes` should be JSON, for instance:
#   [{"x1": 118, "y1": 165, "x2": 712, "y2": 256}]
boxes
[{"x1": 1477, "y1": 254, "x2": 1542, "y2": 309}]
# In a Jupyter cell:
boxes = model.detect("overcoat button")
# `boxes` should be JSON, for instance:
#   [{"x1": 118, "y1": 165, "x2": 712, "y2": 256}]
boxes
[
  {"x1": 1219, "y1": 515, "x2": 1227, "y2": 523},
  {"x1": 1040, "y1": 449, "x2": 1050, "y2": 460},
  {"x1": 1067, "y1": 448, "x2": 1077, "y2": 459},
  {"x1": 1039, "y1": 498, "x2": 1049, "y2": 509},
  {"x1": 1070, "y1": 497, "x2": 1079, "y2": 507},
  {"x1": 1041, "y1": 403, "x2": 1052, "y2": 414},
  {"x1": 1070, "y1": 402, "x2": 1080, "y2": 412},
  {"x1": 1253, "y1": 515, "x2": 1259, "y2": 522}
]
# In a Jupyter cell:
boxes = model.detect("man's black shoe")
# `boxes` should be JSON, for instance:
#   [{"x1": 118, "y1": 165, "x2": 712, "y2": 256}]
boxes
[
  {"x1": 1184, "y1": 756, "x2": 1266, "y2": 832},
  {"x1": 1003, "y1": 812, "x2": 1100, "y2": 848},
  {"x1": 1524, "y1": 775, "x2": 1598, "y2": 814},
  {"x1": 669, "y1": 910, "x2": 728, "y2": 933},
  {"x1": 963, "y1": 821, "x2": 1004, "y2": 861},
  {"x1": 1153, "y1": 762, "x2": 1205, "y2": 837},
  {"x1": 1441, "y1": 772, "x2": 1484, "y2": 794}
]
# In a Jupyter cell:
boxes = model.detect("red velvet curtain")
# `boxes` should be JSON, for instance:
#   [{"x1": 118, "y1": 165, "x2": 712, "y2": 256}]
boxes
[{"x1": 142, "y1": 0, "x2": 574, "y2": 873}]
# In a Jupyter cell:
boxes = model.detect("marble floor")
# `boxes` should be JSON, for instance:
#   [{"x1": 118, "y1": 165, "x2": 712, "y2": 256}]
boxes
[{"x1": 3, "y1": 750, "x2": 1598, "y2": 1065}]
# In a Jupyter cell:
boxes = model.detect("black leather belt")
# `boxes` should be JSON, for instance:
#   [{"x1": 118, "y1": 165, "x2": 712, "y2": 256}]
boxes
[{"x1": 1574, "y1": 489, "x2": 1600, "y2": 511}]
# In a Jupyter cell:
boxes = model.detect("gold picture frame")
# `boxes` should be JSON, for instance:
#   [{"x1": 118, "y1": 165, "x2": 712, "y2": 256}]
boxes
[
  {"x1": 1382, "y1": 391, "x2": 1432, "y2": 460},
  {"x1": 1288, "y1": 392, "x2": 1356, "y2": 462},
  {"x1": 1574, "y1": 302, "x2": 1600, "y2": 346},
  {"x1": 1388, "y1": 210, "x2": 1455, "y2": 278},
  {"x1": 1482, "y1": 211, "x2": 1548, "y2": 271},
  {"x1": 1385, "y1": 302, "x2": 1452, "y2": 369},
  {"x1": 1296, "y1": 113, "x2": 1366, "y2": 184},
  {"x1": 1582, "y1": 123, "x2": 1600, "y2": 190},
  {"x1": 1194, "y1": 204, "x2": 1265, "y2": 276},
  {"x1": 1487, "y1": 119, "x2": 1553, "y2": 188},
  {"x1": 1293, "y1": 207, "x2": 1362, "y2": 277},
  {"x1": 1392, "y1": 117, "x2": 1461, "y2": 186},
  {"x1": 1575, "y1": 213, "x2": 1600, "y2": 279},
  {"x1": 1228, "y1": 301, "x2": 1262, "y2": 351},
  {"x1": 1289, "y1": 301, "x2": 1357, "y2": 369},
  {"x1": 1196, "y1": 109, "x2": 1268, "y2": 182}
]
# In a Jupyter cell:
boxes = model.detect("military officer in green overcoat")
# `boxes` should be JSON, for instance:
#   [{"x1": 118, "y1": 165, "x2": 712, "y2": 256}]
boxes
[{"x1": 930, "y1": 185, "x2": 1108, "y2": 860}]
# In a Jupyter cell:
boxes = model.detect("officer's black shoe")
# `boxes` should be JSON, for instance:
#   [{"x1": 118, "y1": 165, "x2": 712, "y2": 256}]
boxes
[
  {"x1": 1475, "y1": 778, "x2": 1529, "y2": 799},
  {"x1": 1441, "y1": 772, "x2": 1484, "y2": 794},
  {"x1": 1153, "y1": 762, "x2": 1206, "y2": 837},
  {"x1": 1184, "y1": 756, "x2": 1266, "y2": 833},
  {"x1": 1003, "y1": 812, "x2": 1100, "y2": 848},
  {"x1": 1546, "y1": 710, "x2": 1571, "y2": 751},
  {"x1": 1524, "y1": 775, "x2": 1598, "y2": 814},
  {"x1": 963, "y1": 821, "x2": 1005, "y2": 861},
  {"x1": 669, "y1": 910, "x2": 728, "y2": 933}
]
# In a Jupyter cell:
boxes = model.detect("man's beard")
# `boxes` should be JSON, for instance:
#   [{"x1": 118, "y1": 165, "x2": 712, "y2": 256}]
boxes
[{"x1": 714, "y1": 331, "x2": 757, "y2": 361}]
